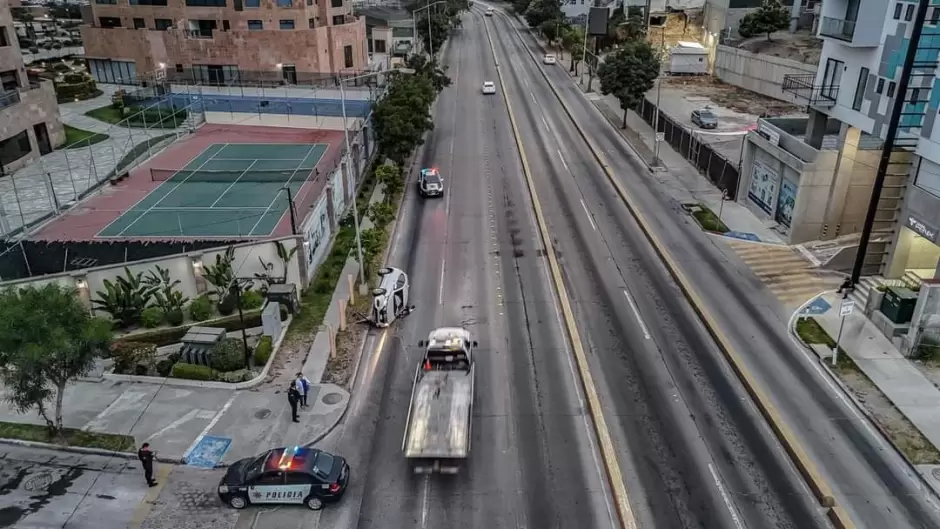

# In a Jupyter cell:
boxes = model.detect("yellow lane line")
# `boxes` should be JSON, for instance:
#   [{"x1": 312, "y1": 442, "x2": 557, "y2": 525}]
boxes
[
  {"x1": 478, "y1": 10, "x2": 638, "y2": 529},
  {"x1": 128, "y1": 464, "x2": 172, "y2": 529},
  {"x1": 496, "y1": 11, "x2": 854, "y2": 529}
]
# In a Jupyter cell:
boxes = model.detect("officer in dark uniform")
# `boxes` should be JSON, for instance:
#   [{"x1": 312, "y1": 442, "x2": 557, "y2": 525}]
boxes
[
  {"x1": 137, "y1": 443, "x2": 157, "y2": 487},
  {"x1": 288, "y1": 384, "x2": 301, "y2": 423}
]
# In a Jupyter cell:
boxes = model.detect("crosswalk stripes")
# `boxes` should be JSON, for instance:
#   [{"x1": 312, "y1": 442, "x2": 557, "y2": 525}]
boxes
[{"x1": 724, "y1": 239, "x2": 842, "y2": 308}]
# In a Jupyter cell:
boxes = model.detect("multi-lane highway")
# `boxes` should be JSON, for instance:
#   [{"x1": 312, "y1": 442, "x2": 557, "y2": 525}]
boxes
[{"x1": 311, "y1": 5, "x2": 940, "y2": 529}]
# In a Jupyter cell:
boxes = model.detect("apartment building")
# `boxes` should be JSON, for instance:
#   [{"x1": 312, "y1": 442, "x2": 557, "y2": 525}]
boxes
[
  {"x1": 79, "y1": 0, "x2": 368, "y2": 86},
  {"x1": 775, "y1": 0, "x2": 940, "y2": 288},
  {"x1": 0, "y1": 0, "x2": 64, "y2": 174}
]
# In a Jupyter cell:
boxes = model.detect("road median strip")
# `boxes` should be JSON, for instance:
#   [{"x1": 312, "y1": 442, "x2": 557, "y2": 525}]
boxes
[
  {"x1": 495, "y1": 9, "x2": 853, "y2": 529},
  {"x1": 477, "y1": 9, "x2": 638, "y2": 529}
]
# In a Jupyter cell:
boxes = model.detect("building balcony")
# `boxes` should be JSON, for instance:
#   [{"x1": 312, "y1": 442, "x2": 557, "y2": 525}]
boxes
[
  {"x1": 819, "y1": 16, "x2": 856, "y2": 41},
  {"x1": 0, "y1": 89, "x2": 21, "y2": 111},
  {"x1": 782, "y1": 73, "x2": 839, "y2": 108}
]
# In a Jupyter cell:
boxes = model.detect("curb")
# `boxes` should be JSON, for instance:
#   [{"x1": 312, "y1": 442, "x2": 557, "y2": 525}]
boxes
[
  {"x1": 790, "y1": 311, "x2": 940, "y2": 500},
  {"x1": 0, "y1": 437, "x2": 184, "y2": 465},
  {"x1": 303, "y1": 396, "x2": 350, "y2": 449},
  {"x1": 493, "y1": 8, "x2": 853, "y2": 528}
]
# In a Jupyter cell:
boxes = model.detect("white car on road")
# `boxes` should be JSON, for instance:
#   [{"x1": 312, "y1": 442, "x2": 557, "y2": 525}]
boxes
[
  {"x1": 543, "y1": 54, "x2": 556, "y2": 65},
  {"x1": 482, "y1": 81, "x2": 496, "y2": 95},
  {"x1": 485, "y1": 7, "x2": 494, "y2": 16}
]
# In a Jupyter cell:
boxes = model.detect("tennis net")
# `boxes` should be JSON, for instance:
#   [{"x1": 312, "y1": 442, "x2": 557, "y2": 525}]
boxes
[{"x1": 150, "y1": 168, "x2": 317, "y2": 183}]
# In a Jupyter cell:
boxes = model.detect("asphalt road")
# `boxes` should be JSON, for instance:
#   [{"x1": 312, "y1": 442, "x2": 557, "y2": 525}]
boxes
[
  {"x1": 316, "y1": 14, "x2": 615, "y2": 529},
  {"x1": 484, "y1": 4, "x2": 940, "y2": 529}
]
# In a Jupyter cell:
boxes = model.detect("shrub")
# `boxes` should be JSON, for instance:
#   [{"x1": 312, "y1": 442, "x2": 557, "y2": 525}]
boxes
[
  {"x1": 156, "y1": 358, "x2": 174, "y2": 377},
  {"x1": 253, "y1": 335, "x2": 273, "y2": 366},
  {"x1": 171, "y1": 362, "x2": 214, "y2": 381},
  {"x1": 166, "y1": 308, "x2": 185, "y2": 326},
  {"x1": 54, "y1": 74, "x2": 97, "y2": 102},
  {"x1": 140, "y1": 307, "x2": 164, "y2": 328},
  {"x1": 110, "y1": 341, "x2": 158, "y2": 374},
  {"x1": 216, "y1": 369, "x2": 252, "y2": 383},
  {"x1": 218, "y1": 292, "x2": 236, "y2": 316},
  {"x1": 51, "y1": 63, "x2": 70, "y2": 73},
  {"x1": 126, "y1": 107, "x2": 188, "y2": 128},
  {"x1": 115, "y1": 307, "x2": 287, "y2": 348},
  {"x1": 241, "y1": 290, "x2": 264, "y2": 310},
  {"x1": 210, "y1": 337, "x2": 246, "y2": 372},
  {"x1": 189, "y1": 295, "x2": 213, "y2": 321}
]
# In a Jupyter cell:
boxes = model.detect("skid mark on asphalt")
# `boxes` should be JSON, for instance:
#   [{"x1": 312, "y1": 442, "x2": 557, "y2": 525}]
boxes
[{"x1": 724, "y1": 239, "x2": 841, "y2": 308}]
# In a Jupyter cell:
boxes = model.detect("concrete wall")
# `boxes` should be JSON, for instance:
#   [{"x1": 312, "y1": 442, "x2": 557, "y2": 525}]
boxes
[
  {"x1": 0, "y1": 236, "x2": 304, "y2": 317},
  {"x1": 713, "y1": 44, "x2": 816, "y2": 104},
  {"x1": 204, "y1": 111, "x2": 353, "y2": 131}
]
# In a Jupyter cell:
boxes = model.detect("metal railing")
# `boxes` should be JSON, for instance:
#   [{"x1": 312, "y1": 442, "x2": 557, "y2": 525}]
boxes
[
  {"x1": 819, "y1": 16, "x2": 856, "y2": 41},
  {"x1": 781, "y1": 73, "x2": 839, "y2": 107},
  {"x1": 0, "y1": 90, "x2": 21, "y2": 111}
]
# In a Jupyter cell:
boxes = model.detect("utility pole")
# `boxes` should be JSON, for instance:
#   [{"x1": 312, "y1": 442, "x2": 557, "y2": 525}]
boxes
[{"x1": 850, "y1": 0, "x2": 929, "y2": 286}]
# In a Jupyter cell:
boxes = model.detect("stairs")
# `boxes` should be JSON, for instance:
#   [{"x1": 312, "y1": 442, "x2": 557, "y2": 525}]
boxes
[{"x1": 849, "y1": 276, "x2": 886, "y2": 309}]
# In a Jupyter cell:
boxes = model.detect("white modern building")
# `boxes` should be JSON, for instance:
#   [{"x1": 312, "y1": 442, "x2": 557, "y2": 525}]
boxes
[{"x1": 776, "y1": 0, "x2": 940, "y2": 288}]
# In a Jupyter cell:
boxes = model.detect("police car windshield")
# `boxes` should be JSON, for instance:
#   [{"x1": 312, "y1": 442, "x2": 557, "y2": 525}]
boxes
[
  {"x1": 244, "y1": 454, "x2": 267, "y2": 480},
  {"x1": 313, "y1": 451, "x2": 334, "y2": 479}
]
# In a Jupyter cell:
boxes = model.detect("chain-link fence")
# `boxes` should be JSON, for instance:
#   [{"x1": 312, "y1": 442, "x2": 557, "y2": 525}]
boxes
[{"x1": 0, "y1": 95, "x2": 204, "y2": 237}]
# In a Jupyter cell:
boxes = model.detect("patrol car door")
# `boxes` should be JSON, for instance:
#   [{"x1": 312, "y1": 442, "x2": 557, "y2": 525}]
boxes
[
  {"x1": 248, "y1": 471, "x2": 286, "y2": 504},
  {"x1": 282, "y1": 471, "x2": 316, "y2": 504}
]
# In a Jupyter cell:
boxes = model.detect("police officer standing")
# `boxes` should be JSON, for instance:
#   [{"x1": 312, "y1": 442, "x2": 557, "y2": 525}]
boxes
[
  {"x1": 137, "y1": 443, "x2": 157, "y2": 487},
  {"x1": 287, "y1": 384, "x2": 300, "y2": 423}
]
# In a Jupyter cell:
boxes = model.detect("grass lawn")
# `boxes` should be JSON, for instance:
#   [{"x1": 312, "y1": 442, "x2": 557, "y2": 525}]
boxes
[
  {"x1": 690, "y1": 205, "x2": 729, "y2": 233},
  {"x1": 61, "y1": 125, "x2": 109, "y2": 149},
  {"x1": 0, "y1": 420, "x2": 135, "y2": 451},
  {"x1": 84, "y1": 104, "x2": 124, "y2": 124},
  {"x1": 794, "y1": 317, "x2": 857, "y2": 373}
]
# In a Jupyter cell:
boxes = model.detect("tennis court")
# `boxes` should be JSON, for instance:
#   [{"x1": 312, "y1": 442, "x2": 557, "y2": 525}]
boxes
[{"x1": 97, "y1": 143, "x2": 327, "y2": 238}]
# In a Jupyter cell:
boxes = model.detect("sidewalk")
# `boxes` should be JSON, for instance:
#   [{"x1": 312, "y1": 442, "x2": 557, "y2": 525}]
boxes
[
  {"x1": 806, "y1": 292, "x2": 940, "y2": 487},
  {"x1": 3, "y1": 84, "x2": 188, "y2": 233}
]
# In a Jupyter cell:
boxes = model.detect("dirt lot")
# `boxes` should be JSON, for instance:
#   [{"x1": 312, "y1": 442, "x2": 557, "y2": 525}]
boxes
[
  {"x1": 661, "y1": 76, "x2": 800, "y2": 117},
  {"x1": 321, "y1": 292, "x2": 371, "y2": 387},
  {"x1": 736, "y1": 31, "x2": 823, "y2": 65}
]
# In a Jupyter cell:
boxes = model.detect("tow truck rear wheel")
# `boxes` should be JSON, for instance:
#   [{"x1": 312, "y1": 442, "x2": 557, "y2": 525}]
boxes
[
  {"x1": 305, "y1": 496, "x2": 324, "y2": 511},
  {"x1": 228, "y1": 496, "x2": 248, "y2": 509}
]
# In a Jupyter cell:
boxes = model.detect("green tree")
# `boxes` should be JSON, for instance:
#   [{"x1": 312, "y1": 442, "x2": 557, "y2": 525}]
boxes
[
  {"x1": 524, "y1": 0, "x2": 561, "y2": 29},
  {"x1": 562, "y1": 25, "x2": 585, "y2": 73},
  {"x1": 417, "y1": 12, "x2": 451, "y2": 55},
  {"x1": 538, "y1": 18, "x2": 566, "y2": 50},
  {"x1": 375, "y1": 163, "x2": 404, "y2": 199},
  {"x1": 597, "y1": 40, "x2": 660, "y2": 129},
  {"x1": 511, "y1": 0, "x2": 531, "y2": 14},
  {"x1": 739, "y1": 0, "x2": 789, "y2": 41},
  {"x1": 0, "y1": 284, "x2": 113, "y2": 437},
  {"x1": 373, "y1": 73, "x2": 437, "y2": 165}
]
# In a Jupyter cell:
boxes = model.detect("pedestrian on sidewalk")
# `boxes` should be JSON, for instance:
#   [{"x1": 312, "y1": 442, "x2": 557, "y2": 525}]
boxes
[
  {"x1": 137, "y1": 443, "x2": 158, "y2": 487},
  {"x1": 288, "y1": 384, "x2": 300, "y2": 423},
  {"x1": 295, "y1": 373, "x2": 311, "y2": 408}
]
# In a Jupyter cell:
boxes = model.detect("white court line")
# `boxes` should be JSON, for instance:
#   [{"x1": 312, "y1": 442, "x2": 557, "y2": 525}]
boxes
[
  {"x1": 182, "y1": 393, "x2": 237, "y2": 461},
  {"x1": 579, "y1": 198, "x2": 597, "y2": 231},
  {"x1": 262, "y1": 144, "x2": 322, "y2": 236},
  {"x1": 210, "y1": 159, "x2": 259, "y2": 208},
  {"x1": 150, "y1": 206, "x2": 270, "y2": 211},
  {"x1": 708, "y1": 463, "x2": 746, "y2": 529},
  {"x1": 622, "y1": 289, "x2": 651, "y2": 339},
  {"x1": 438, "y1": 260, "x2": 446, "y2": 305}
]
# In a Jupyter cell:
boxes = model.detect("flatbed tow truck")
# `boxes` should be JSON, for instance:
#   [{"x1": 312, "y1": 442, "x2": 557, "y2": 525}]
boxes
[{"x1": 401, "y1": 327, "x2": 477, "y2": 474}]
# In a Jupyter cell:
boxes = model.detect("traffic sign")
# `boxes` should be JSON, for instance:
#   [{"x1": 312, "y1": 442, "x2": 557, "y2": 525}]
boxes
[
  {"x1": 655, "y1": 132, "x2": 665, "y2": 141},
  {"x1": 840, "y1": 300, "x2": 855, "y2": 317}
]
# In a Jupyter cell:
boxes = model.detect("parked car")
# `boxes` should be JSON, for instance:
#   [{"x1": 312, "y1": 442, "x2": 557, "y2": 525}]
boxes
[{"x1": 691, "y1": 109, "x2": 718, "y2": 129}]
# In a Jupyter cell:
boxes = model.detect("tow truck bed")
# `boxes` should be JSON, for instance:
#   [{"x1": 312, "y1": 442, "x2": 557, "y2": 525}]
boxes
[{"x1": 403, "y1": 364, "x2": 474, "y2": 460}]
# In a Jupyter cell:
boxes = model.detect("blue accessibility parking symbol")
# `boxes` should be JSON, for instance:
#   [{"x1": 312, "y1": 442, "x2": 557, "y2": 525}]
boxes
[
  {"x1": 800, "y1": 297, "x2": 831, "y2": 315},
  {"x1": 724, "y1": 231, "x2": 761, "y2": 242},
  {"x1": 185, "y1": 436, "x2": 232, "y2": 469}
]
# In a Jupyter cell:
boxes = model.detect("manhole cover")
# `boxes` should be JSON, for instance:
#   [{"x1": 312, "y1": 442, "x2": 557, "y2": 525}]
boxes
[
  {"x1": 932, "y1": 468, "x2": 940, "y2": 481},
  {"x1": 321, "y1": 392, "x2": 342, "y2": 405},
  {"x1": 254, "y1": 408, "x2": 272, "y2": 420},
  {"x1": 23, "y1": 471, "x2": 55, "y2": 492}
]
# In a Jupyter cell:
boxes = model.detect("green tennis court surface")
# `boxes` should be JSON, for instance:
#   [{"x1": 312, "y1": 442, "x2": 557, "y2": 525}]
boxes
[{"x1": 98, "y1": 143, "x2": 327, "y2": 238}]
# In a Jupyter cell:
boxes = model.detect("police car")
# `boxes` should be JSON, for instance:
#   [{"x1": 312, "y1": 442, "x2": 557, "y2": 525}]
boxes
[
  {"x1": 417, "y1": 168, "x2": 444, "y2": 197},
  {"x1": 217, "y1": 446, "x2": 349, "y2": 511}
]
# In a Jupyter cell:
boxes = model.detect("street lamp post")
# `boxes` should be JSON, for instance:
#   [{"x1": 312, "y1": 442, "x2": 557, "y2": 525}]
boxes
[
  {"x1": 339, "y1": 67, "x2": 415, "y2": 294},
  {"x1": 413, "y1": 0, "x2": 448, "y2": 59},
  {"x1": 652, "y1": 26, "x2": 665, "y2": 167}
]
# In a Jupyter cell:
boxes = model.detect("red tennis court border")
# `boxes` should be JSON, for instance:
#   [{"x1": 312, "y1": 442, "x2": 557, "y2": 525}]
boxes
[{"x1": 31, "y1": 124, "x2": 345, "y2": 242}]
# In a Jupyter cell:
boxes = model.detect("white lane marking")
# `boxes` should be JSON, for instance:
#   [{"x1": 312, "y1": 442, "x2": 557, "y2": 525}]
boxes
[
  {"x1": 540, "y1": 114, "x2": 550, "y2": 129},
  {"x1": 529, "y1": 91, "x2": 537, "y2": 102},
  {"x1": 420, "y1": 474, "x2": 431, "y2": 528},
  {"x1": 557, "y1": 149, "x2": 570, "y2": 172},
  {"x1": 622, "y1": 289, "x2": 651, "y2": 339},
  {"x1": 146, "y1": 408, "x2": 203, "y2": 444},
  {"x1": 579, "y1": 199, "x2": 597, "y2": 231},
  {"x1": 522, "y1": 75, "x2": 529, "y2": 87},
  {"x1": 182, "y1": 393, "x2": 237, "y2": 458},
  {"x1": 439, "y1": 260, "x2": 446, "y2": 305},
  {"x1": 708, "y1": 463, "x2": 746, "y2": 529},
  {"x1": 82, "y1": 390, "x2": 148, "y2": 431}
]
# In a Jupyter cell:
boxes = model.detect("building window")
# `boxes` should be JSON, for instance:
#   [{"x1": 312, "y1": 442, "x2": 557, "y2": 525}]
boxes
[
  {"x1": 0, "y1": 70, "x2": 19, "y2": 91},
  {"x1": 893, "y1": 3, "x2": 902, "y2": 19},
  {"x1": 876, "y1": 77, "x2": 885, "y2": 94},
  {"x1": 344, "y1": 44, "x2": 353, "y2": 68},
  {"x1": 98, "y1": 17, "x2": 123, "y2": 28},
  {"x1": 332, "y1": 14, "x2": 344, "y2": 25},
  {"x1": 308, "y1": 18, "x2": 316, "y2": 28},
  {"x1": 307, "y1": 0, "x2": 314, "y2": 5},
  {"x1": 853, "y1": 67, "x2": 869, "y2": 111},
  {"x1": 155, "y1": 18, "x2": 173, "y2": 30},
  {"x1": 932, "y1": 7, "x2": 940, "y2": 24},
  {"x1": 245, "y1": 0, "x2": 260, "y2": 6},
  {"x1": 911, "y1": 88, "x2": 922, "y2": 105},
  {"x1": 374, "y1": 39, "x2": 386, "y2": 53},
  {"x1": 821, "y1": 58, "x2": 843, "y2": 100},
  {"x1": 175, "y1": 64, "x2": 184, "y2": 73},
  {"x1": 280, "y1": 19, "x2": 295, "y2": 29},
  {"x1": 223, "y1": 19, "x2": 230, "y2": 30},
  {"x1": 130, "y1": 0, "x2": 169, "y2": 5},
  {"x1": 133, "y1": 18, "x2": 146, "y2": 29},
  {"x1": 96, "y1": 0, "x2": 117, "y2": 4},
  {"x1": 906, "y1": 3, "x2": 915, "y2": 21},
  {"x1": 87, "y1": 58, "x2": 138, "y2": 85},
  {"x1": 331, "y1": 0, "x2": 343, "y2": 7},
  {"x1": 186, "y1": 0, "x2": 226, "y2": 6},
  {"x1": 248, "y1": 20, "x2": 263, "y2": 29},
  {"x1": 278, "y1": 0, "x2": 292, "y2": 6},
  {"x1": 0, "y1": 130, "x2": 32, "y2": 168},
  {"x1": 0, "y1": 27, "x2": 9, "y2": 47},
  {"x1": 887, "y1": 81, "x2": 897, "y2": 97}
]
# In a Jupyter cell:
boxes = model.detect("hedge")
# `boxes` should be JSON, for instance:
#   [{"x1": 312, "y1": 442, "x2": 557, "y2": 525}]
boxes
[
  {"x1": 115, "y1": 305, "x2": 288, "y2": 348},
  {"x1": 253, "y1": 335, "x2": 273, "y2": 366},
  {"x1": 171, "y1": 363, "x2": 214, "y2": 381},
  {"x1": 126, "y1": 107, "x2": 188, "y2": 129},
  {"x1": 54, "y1": 76, "x2": 98, "y2": 102}
]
